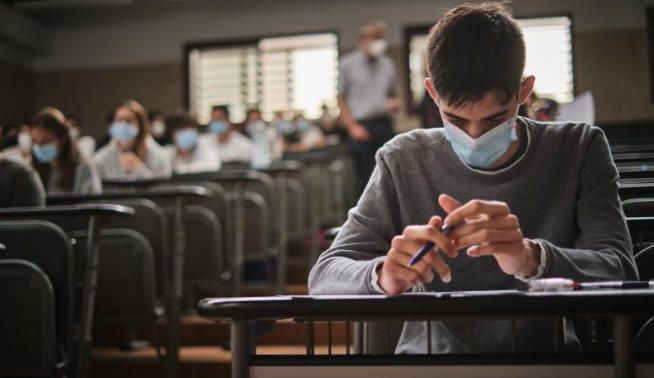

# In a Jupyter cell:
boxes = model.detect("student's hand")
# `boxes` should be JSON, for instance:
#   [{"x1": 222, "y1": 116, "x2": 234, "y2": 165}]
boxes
[
  {"x1": 348, "y1": 123, "x2": 370, "y2": 141},
  {"x1": 378, "y1": 216, "x2": 458, "y2": 295},
  {"x1": 439, "y1": 194, "x2": 540, "y2": 277},
  {"x1": 120, "y1": 152, "x2": 144, "y2": 172}
]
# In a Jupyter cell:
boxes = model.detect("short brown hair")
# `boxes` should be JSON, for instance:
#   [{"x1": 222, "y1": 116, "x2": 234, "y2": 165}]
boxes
[{"x1": 427, "y1": 2, "x2": 525, "y2": 107}]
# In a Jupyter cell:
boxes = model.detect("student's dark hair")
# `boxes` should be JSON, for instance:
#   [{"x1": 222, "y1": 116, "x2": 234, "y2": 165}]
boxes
[
  {"x1": 31, "y1": 107, "x2": 79, "y2": 192},
  {"x1": 427, "y1": 2, "x2": 525, "y2": 107},
  {"x1": 148, "y1": 110, "x2": 163, "y2": 122},
  {"x1": 165, "y1": 112, "x2": 198, "y2": 134},
  {"x1": 211, "y1": 105, "x2": 230, "y2": 119}
]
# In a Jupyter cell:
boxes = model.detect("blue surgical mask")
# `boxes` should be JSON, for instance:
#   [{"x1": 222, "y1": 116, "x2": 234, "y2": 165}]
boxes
[
  {"x1": 297, "y1": 120, "x2": 311, "y2": 132},
  {"x1": 208, "y1": 120, "x2": 228, "y2": 135},
  {"x1": 443, "y1": 113, "x2": 518, "y2": 168},
  {"x1": 175, "y1": 128, "x2": 198, "y2": 151},
  {"x1": 276, "y1": 121, "x2": 295, "y2": 135},
  {"x1": 32, "y1": 142, "x2": 59, "y2": 163},
  {"x1": 247, "y1": 120, "x2": 266, "y2": 136},
  {"x1": 109, "y1": 121, "x2": 139, "y2": 142}
]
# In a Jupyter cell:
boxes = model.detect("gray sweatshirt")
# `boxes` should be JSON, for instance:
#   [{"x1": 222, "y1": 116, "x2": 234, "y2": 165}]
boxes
[{"x1": 308, "y1": 118, "x2": 637, "y2": 354}]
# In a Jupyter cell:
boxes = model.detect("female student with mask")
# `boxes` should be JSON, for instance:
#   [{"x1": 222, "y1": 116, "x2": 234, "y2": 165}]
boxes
[
  {"x1": 93, "y1": 100, "x2": 172, "y2": 180},
  {"x1": 30, "y1": 107, "x2": 101, "y2": 194},
  {"x1": 165, "y1": 112, "x2": 221, "y2": 174}
]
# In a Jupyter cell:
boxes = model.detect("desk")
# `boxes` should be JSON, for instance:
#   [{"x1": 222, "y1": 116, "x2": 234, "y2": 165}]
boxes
[
  {"x1": 54, "y1": 186, "x2": 212, "y2": 378},
  {"x1": 0, "y1": 204, "x2": 134, "y2": 378},
  {"x1": 106, "y1": 172, "x2": 276, "y2": 296},
  {"x1": 284, "y1": 146, "x2": 353, "y2": 263},
  {"x1": 199, "y1": 292, "x2": 654, "y2": 378}
]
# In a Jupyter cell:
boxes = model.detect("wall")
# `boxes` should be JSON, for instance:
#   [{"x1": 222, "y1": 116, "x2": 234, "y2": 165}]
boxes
[
  {"x1": 31, "y1": 0, "x2": 654, "y2": 71},
  {"x1": 6, "y1": 0, "x2": 654, "y2": 136},
  {"x1": 0, "y1": 58, "x2": 35, "y2": 128},
  {"x1": 35, "y1": 63, "x2": 183, "y2": 136},
  {"x1": 575, "y1": 29, "x2": 654, "y2": 123}
]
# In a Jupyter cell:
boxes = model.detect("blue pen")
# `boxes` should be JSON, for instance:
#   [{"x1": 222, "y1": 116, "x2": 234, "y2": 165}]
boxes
[{"x1": 408, "y1": 224, "x2": 457, "y2": 266}]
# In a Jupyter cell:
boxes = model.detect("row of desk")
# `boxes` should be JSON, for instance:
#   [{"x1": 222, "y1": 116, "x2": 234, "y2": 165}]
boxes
[{"x1": 0, "y1": 144, "x2": 359, "y2": 378}]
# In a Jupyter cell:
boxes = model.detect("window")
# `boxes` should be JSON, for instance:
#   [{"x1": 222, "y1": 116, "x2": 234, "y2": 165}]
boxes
[
  {"x1": 186, "y1": 32, "x2": 339, "y2": 124},
  {"x1": 405, "y1": 15, "x2": 574, "y2": 110},
  {"x1": 519, "y1": 16, "x2": 574, "y2": 103}
]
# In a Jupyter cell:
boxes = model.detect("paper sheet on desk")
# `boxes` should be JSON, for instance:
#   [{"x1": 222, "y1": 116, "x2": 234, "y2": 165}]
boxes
[
  {"x1": 556, "y1": 91, "x2": 595, "y2": 125},
  {"x1": 404, "y1": 290, "x2": 523, "y2": 298}
]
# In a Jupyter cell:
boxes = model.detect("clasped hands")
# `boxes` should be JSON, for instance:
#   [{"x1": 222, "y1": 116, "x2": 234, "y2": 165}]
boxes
[{"x1": 377, "y1": 194, "x2": 541, "y2": 295}]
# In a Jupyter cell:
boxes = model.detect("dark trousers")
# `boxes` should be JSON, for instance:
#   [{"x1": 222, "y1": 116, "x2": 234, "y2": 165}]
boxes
[{"x1": 352, "y1": 116, "x2": 395, "y2": 194}]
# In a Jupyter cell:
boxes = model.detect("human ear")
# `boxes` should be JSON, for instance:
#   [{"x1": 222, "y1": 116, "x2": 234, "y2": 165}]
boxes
[
  {"x1": 424, "y1": 78, "x2": 440, "y2": 103},
  {"x1": 518, "y1": 76, "x2": 535, "y2": 105}
]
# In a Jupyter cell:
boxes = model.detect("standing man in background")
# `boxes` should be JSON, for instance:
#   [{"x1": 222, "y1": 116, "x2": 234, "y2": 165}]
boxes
[{"x1": 338, "y1": 21, "x2": 398, "y2": 192}]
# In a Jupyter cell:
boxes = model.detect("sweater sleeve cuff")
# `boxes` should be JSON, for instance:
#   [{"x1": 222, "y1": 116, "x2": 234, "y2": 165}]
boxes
[
  {"x1": 515, "y1": 239, "x2": 548, "y2": 282},
  {"x1": 369, "y1": 257, "x2": 387, "y2": 294}
]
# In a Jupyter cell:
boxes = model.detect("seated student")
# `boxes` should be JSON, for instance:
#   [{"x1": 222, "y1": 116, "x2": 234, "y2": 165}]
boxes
[
  {"x1": 165, "y1": 112, "x2": 221, "y2": 174},
  {"x1": 202, "y1": 105, "x2": 253, "y2": 164},
  {"x1": 2, "y1": 123, "x2": 33, "y2": 165},
  {"x1": 248, "y1": 112, "x2": 284, "y2": 167},
  {"x1": 31, "y1": 108, "x2": 101, "y2": 194},
  {"x1": 317, "y1": 104, "x2": 348, "y2": 145},
  {"x1": 309, "y1": 2, "x2": 636, "y2": 354},
  {"x1": 94, "y1": 100, "x2": 172, "y2": 180},
  {"x1": 284, "y1": 113, "x2": 326, "y2": 152},
  {"x1": 148, "y1": 110, "x2": 168, "y2": 145},
  {"x1": 65, "y1": 113, "x2": 96, "y2": 161},
  {"x1": 272, "y1": 111, "x2": 298, "y2": 144},
  {"x1": 244, "y1": 108, "x2": 263, "y2": 135},
  {"x1": 0, "y1": 126, "x2": 45, "y2": 207}
]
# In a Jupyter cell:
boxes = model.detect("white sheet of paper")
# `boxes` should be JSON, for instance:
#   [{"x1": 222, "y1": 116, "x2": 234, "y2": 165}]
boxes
[{"x1": 556, "y1": 91, "x2": 595, "y2": 125}]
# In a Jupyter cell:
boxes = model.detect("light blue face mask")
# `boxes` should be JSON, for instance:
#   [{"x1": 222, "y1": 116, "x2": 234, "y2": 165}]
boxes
[
  {"x1": 296, "y1": 120, "x2": 311, "y2": 132},
  {"x1": 276, "y1": 121, "x2": 296, "y2": 135},
  {"x1": 208, "y1": 120, "x2": 228, "y2": 135},
  {"x1": 32, "y1": 142, "x2": 59, "y2": 163},
  {"x1": 109, "y1": 121, "x2": 139, "y2": 142},
  {"x1": 246, "y1": 120, "x2": 266, "y2": 136},
  {"x1": 443, "y1": 112, "x2": 518, "y2": 168},
  {"x1": 175, "y1": 128, "x2": 198, "y2": 151}
]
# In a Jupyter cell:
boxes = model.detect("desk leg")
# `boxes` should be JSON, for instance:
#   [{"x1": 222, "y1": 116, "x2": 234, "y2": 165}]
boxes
[
  {"x1": 614, "y1": 315, "x2": 634, "y2": 378},
  {"x1": 233, "y1": 184, "x2": 244, "y2": 296},
  {"x1": 76, "y1": 215, "x2": 99, "y2": 378},
  {"x1": 276, "y1": 174, "x2": 288, "y2": 294},
  {"x1": 309, "y1": 165, "x2": 321, "y2": 265},
  {"x1": 232, "y1": 321, "x2": 251, "y2": 378},
  {"x1": 165, "y1": 198, "x2": 185, "y2": 378}
]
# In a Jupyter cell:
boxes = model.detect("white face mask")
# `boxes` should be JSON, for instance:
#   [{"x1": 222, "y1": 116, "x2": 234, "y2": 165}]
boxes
[
  {"x1": 18, "y1": 132, "x2": 32, "y2": 151},
  {"x1": 69, "y1": 127, "x2": 80, "y2": 141},
  {"x1": 151, "y1": 121, "x2": 166, "y2": 138},
  {"x1": 368, "y1": 39, "x2": 387, "y2": 57}
]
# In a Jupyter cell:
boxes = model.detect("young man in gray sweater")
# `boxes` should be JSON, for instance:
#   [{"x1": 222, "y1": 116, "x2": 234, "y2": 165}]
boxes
[{"x1": 309, "y1": 2, "x2": 637, "y2": 354}]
